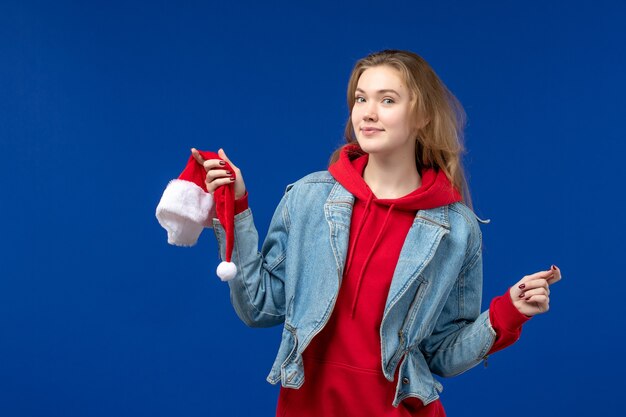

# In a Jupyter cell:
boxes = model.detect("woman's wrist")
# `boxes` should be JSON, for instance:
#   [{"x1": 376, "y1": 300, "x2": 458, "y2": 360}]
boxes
[{"x1": 234, "y1": 191, "x2": 249, "y2": 215}]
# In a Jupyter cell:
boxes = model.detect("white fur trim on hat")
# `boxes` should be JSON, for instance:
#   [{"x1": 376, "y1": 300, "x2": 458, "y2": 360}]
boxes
[{"x1": 156, "y1": 179, "x2": 214, "y2": 246}]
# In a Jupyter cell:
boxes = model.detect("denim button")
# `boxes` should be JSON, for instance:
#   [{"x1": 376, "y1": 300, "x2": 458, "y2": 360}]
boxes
[{"x1": 402, "y1": 377, "x2": 410, "y2": 385}]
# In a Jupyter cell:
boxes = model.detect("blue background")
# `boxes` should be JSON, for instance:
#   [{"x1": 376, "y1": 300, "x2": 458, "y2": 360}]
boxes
[{"x1": 1, "y1": 0, "x2": 624, "y2": 416}]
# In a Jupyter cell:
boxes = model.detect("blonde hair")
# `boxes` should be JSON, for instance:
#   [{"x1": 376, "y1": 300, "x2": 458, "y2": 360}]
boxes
[{"x1": 330, "y1": 50, "x2": 472, "y2": 206}]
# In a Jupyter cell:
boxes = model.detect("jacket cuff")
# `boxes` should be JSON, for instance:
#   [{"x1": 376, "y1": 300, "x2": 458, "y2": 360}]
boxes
[{"x1": 234, "y1": 192, "x2": 249, "y2": 215}]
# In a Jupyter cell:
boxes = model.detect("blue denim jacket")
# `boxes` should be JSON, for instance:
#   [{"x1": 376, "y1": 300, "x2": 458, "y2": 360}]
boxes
[{"x1": 213, "y1": 171, "x2": 496, "y2": 407}]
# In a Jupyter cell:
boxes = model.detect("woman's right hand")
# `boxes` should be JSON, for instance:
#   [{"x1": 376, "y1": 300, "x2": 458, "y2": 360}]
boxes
[{"x1": 191, "y1": 148, "x2": 247, "y2": 199}]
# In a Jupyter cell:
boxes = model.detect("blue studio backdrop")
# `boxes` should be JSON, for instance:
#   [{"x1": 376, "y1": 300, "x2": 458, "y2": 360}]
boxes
[{"x1": 1, "y1": 1, "x2": 624, "y2": 416}]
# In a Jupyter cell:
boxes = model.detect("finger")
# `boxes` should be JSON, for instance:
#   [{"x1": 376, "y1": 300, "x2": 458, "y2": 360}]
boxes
[
  {"x1": 524, "y1": 294, "x2": 548, "y2": 304},
  {"x1": 519, "y1": 278, "x2": 550, "y2": 291},
  {"x1": 525, "y1": 294, "x2": 549, "y2": 311},
  {"x1": 191, "y1": 148, "x2": 205, "y2": 165},
  {"x1": 548, "y1": 265, "x2": 562, "y2": 285},
  {"x1": 206, "y1": 176, "x2": 236, "y2": 193},
  {"x1": 519, "y1": 270, "x2": 553, "y2": 285},
  {"x1": 218, "y1": 148, "x2": 238, "y2": 170},
  {"x1": 513, "y1": 276, "x2": 550, "y2": 299},
  {"x1": 205, "y1": 169, "x2": 233, "y2": 181},
  {"x1": 519, "y1": 287, "x2": 549, "y2": 300},
  {"x1": 515, "y1": 286, "x2": 547, "y2": 301},
  {"x1": 202, "y1": 159, "x2": 228, "y2": 171}
]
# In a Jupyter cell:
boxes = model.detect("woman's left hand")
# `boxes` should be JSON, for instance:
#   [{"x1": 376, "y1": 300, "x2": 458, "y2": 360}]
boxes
[{"x1": 509, "y1": 265, "x2": 562, "y2": 317}]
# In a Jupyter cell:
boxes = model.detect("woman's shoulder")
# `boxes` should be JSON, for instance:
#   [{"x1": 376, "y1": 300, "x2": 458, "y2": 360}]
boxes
[
  {"x1": 448, "y1": 202, "x2": 482, "y2": 225},
  {"x1": 446, "y1": 202, "x2": 489, "y2": 255},
  {"x1": 280, "y1": 171, "x2": 338, "y2": 212},
  {"x1": 448, "y1": 202, "x2": 488, "y2": 231},
  {"x1": 285, "y1": 170, "x2": 336, "y2": 192}
]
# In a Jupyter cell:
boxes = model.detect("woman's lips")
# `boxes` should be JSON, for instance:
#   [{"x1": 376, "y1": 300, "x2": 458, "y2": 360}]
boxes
[{"x1": 361, "y1": 127, "x2": 383, "y2": 136}]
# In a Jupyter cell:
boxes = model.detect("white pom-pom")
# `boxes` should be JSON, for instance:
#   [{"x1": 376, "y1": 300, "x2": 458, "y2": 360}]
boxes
[{"x1": 216, "y1": 261, "x2": 237, "y2": 281}]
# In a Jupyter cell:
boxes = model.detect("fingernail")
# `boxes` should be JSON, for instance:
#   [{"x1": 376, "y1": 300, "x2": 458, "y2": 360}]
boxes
[
  {"x1": 525, "y1": 296, "x2": 531, "y2": 301},
  {"x1": 219, "y1": 161, "x2": 226, "y2": 166},
  {"x1": 230, "y1": 177, "x2": 235, "y2": 181},
  {"x1": 225, "y1": 171, "x2": 231, "y2": 175},
  {"x1": 519, "y1": 293, "x2": 525, "y2": 298},
  {"x1": 551, "y1": 265, "x2": 557, "y2": 270},
  {"x1": 518, "y1": 284, "x2": 525, "y2": 289}
]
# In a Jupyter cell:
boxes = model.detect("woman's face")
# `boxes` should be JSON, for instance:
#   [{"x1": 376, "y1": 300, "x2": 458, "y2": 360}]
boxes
[{"x1": 351, "y1": 65, "x2": 416, "y2": 160}]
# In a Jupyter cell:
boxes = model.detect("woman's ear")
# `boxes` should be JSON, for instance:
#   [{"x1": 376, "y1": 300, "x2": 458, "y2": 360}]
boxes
[
  {"x1": 412, "y1": 116, "x2": 430, "y2": 139},
  {"x1": 417, "y1": 113, "x2": 431, "y2": 129}
]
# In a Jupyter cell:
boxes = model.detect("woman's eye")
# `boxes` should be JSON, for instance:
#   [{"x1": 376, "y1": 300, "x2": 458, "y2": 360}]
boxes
[
  {"x1": 382, "y1": 98, "x2": 395, "y2": 104},
  {"x1": 355, "y1": 96, "x2": 366, "y2": 103}
]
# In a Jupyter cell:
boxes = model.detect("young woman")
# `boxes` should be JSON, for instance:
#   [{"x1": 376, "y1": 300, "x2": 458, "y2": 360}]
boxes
[{"x1": 192, "y1": 50, "x2": 561, "y2": 416}]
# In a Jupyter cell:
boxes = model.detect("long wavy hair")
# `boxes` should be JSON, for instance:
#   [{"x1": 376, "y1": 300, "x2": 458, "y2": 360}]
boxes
[{"x1": 330, "y1": 50, "x2": 472, "y2": 206}]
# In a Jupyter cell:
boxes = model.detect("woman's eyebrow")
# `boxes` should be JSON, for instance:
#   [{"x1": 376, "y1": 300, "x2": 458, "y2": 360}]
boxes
[{"x1": 355, "y1": 87, "x2": 401, "y2": 96}]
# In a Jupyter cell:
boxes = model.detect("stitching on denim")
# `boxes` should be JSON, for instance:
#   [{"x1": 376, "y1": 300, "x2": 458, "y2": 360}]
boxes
[
  {"x1": 265, "y1": 251, "x2": 286, "y2": 273},
  {"x1": 393, "y1": 391, "x2": 438, "y2": 408},
  {"x1": 392, "y1": 354, "x2": 439, "y2": 407},
  {"x1": 234, "y1": 217, "x2": 284, "y2": 320},
  {"x1": 297, "y1": 197, "x2": 345, "y2": 352},
  {"x1": 450, "y1": 203, "x2": 481, "y2": 263},
  {"x1": 458, "y1": 246, "x2": 481, "y2": 277},
  {"x1": 403, "y1": 278, "x2": 430, "y2": 343},
  {"x1": 301, "y1": 177, "x2": 336, "y2": 184},
  {"x1": 415, "y1": 215, "x2": 449, "y2": 230},
  {"x1": 280, "y1": 325, "x2": 300, "y2": 385},
  {"x1": 234, "y1": 208, "x2": 252, "y2": 221},
  {"x1": 433, "y1": 314, "x2": 491, "y2": 353},
  {"x1": 458, "y1": 263, "x2": 466, "y2": 323},
  {"x1": 433, "y1": 319, "x2": 495, "y2": 377},
  {"x1": 381, "y1": 227, "x2": 445, "y2": 377},
  {"x1": 282, "y1": 189, "x2": 291, "y2": 231},
  {"x1": 386, "y1": 227, "x2": 446, "y2": 309},
  {"x1": 282, "y1": 203, "x2": 291, "y2": 231}
]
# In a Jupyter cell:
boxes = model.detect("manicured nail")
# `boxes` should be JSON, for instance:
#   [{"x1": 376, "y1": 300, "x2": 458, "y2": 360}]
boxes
[
  {"x1": 551, "y1": 265, "x2": 557, "y2": 270},
  {"x1": 519, "y1": 293, "x2": 525, "y2": 298},
  {"x1": 219, "y1": 161, "x2": 226, "y2": 166},
  {"x1": 230, "y1": 177, "x2": 235, "y2": 181},
  {"x1": 225, "y1": 171, "x2": 231, "y2": 175},
  {"x1": 525, "y1": 296, "x2": 531, "y2": 301},
  {"x1": 519, "y1": 284, "x2": 526, "y2": 289}
]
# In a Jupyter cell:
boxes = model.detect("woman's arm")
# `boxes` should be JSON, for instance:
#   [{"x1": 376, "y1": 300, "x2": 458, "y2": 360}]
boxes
[
  {"x1": 194, "y1": 148, "x2": 289, "y2": 328},
  {"x1": 213, "y1": 194, "x2": 290, "y2": 328},
  {"x1": 420, "y1": 247, "x2": 561, "y2": 377},
  {"x1": 419, "y1": 248, "x2": 495, "y2": 377}
]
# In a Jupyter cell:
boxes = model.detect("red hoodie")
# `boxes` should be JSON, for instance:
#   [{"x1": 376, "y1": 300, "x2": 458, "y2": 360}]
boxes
[{"x1": 233, "y1": 147, "x2": 529, "y2": 416}]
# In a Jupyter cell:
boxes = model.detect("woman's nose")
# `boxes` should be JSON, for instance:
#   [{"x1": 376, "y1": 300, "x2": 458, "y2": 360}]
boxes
[{"x1": 363, "y1": 105, "x2": 377, "y2": 121}]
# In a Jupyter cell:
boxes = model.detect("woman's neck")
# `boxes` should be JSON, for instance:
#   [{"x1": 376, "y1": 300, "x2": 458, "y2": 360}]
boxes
[{"x1": 363, "y1": 153, "x2": 421, "y2": 199}]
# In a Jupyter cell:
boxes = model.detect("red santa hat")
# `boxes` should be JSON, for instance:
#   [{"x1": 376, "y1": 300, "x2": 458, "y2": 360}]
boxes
[{"x1": 155, "y1": 150, "x2": 237, "y2": 281}]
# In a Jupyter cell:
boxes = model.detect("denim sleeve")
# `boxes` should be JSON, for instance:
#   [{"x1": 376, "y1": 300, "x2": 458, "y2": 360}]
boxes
[
  {"x1": 213, "y1": 190, "x2": 290, "y2": 328},
  {"x1": 419, "y1": 245, "x2": 497, "y2": 377}
]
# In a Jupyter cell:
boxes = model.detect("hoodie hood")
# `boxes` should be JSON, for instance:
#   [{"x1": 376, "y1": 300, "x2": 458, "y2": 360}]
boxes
[
  {"x1": 328, "y1": 144, "x2": 462, "y2": 210},
  {"x1": 327, "y1": 144, "x2": 463, "y2": 319}
]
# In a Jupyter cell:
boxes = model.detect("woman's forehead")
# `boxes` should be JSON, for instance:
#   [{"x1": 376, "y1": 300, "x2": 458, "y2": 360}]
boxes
[{"x1": 357, "y1": 66, "x2": 407, "y2": 94}]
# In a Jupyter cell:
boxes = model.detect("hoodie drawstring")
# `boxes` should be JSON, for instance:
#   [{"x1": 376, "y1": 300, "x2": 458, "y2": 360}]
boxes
[
  {"x1": 350, "y1": 203, "x2": 396, "y2": 318},
  {"x1": 344, "y1": 193, "x2": 374, "y2": 276}
]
